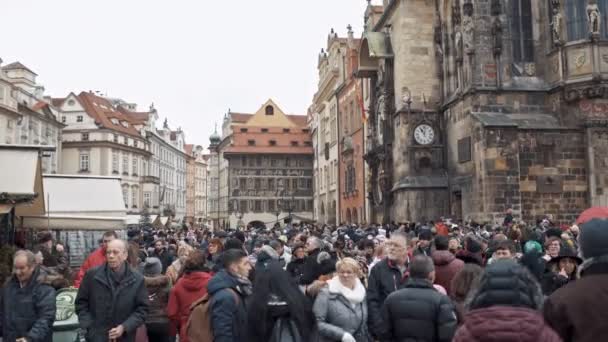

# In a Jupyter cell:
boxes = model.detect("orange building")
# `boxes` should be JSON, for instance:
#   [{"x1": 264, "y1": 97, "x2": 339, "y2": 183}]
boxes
[
  {"x1": 220, "y1": 100, "x2": 314, "y2": 228},
  {"x1": 338, "y1": 26, "x2": 366, "y2": 224}
]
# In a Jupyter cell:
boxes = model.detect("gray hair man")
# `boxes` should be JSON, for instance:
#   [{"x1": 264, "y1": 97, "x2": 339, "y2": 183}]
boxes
[
  {"x1": 1, "y1": 250, "x2": 57, "y2": 342},
  {"x1": 75, "y1": 239, "x2": 149, "y2": 342}
]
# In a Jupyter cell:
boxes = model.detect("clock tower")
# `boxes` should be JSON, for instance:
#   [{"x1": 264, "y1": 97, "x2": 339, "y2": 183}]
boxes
[{"x1": 391, "y1": 89, "x2": 449, "y2": 223}]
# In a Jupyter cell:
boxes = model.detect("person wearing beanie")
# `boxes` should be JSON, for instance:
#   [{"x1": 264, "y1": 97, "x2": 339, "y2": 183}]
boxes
[
  {"x1": 143, "y1": 257, "x2": 171, "y2": 342},
  {"x1": 453, "y1": 260, "x2": 561, "y2": 342},
  {"x1": 544, "y1": 218, "x2": 608, "y2": 342},
  {"x1": 414, "y1": 229, "x2": 433, "y2": 256},
  {"x1": 455, "y1": 235, "x2": 484, "y2": 266}
]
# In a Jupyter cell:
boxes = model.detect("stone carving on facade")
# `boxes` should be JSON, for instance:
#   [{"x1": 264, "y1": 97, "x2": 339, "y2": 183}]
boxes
[
  {"x1": 376, "y1": 93, "x2": 386, "y2": 146},
  {"x1": 492, "y1": 17, "x2": 503, "y2": 56},
  {"x1": 462, "y1": 0, "x2": 474, "y2": 54},
  {"x1": 588, "y1": 0, "x2": 601, "y2": 37},
  {"x1": 550, "y1": 0, "x2": 563, "y2": 46}
]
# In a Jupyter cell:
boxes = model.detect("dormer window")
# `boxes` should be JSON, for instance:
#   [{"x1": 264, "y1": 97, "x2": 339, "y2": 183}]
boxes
[
  {"x1": 265, "y1": 105, "x2": 274, "y2": 115},
  {"x1": 111, "y1": 118, "x2": 119, "y2": 125},
  {"x1": 121, "y1": 121, "x2": 129, "y2": 128}
]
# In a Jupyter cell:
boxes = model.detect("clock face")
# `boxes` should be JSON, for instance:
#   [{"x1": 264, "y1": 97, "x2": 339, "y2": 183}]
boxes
[{"x1": 414, "y1": 124, "x2": 435, "y2": 145}]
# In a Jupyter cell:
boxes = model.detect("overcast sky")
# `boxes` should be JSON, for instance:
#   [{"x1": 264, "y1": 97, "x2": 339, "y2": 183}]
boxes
[{"x1": 2, "y1": 0, "x2": 372, "y2": 148}]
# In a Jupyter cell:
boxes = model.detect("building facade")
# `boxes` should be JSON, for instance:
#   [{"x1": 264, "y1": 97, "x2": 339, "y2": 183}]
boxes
[
  {"x1": 337, "y1": 26, "x2": 367, "y2": 225},
  {"x1": 220, "y1": 100, "x2": 314, "y2": 229},
  {"x1": 55, "y1": 92, "x2": 151, "y2": 214},
  {"x1": 0, "y1": 61, "x2": 64, "y2": 174},
  {"x1": 310, "y1": 30, "x2": 348, "y2": 225},
  {"x1": 185, "y1": 144, "x2": 208, "y2": 226},
  {"x1": 357, "y1": 0, "x2": 608, "y2": 225}
]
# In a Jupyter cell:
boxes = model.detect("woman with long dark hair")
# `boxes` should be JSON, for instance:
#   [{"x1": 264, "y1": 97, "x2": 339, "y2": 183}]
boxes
[{"x1": 247, "y1": 263, "x2": 316, "y2": 342}]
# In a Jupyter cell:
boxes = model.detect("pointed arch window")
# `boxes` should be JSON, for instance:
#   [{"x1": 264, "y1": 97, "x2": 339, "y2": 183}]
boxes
[
  {"x1": 511, "y1": 0, "x2": 534, "y2": 62},
  {"x1": 565, "y1": 0, "x2": 588, "y2": 41}
]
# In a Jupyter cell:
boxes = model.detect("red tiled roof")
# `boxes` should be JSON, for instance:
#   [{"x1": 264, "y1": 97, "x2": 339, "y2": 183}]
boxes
[
  {"x1": 76, "y1": 91, "x2": 143, "y2": 137},
  {"x1": 229, "y1": 113, "x2": 252, "y2": 123},
  {"x1": 184, "y1": 144, "x2": 194, "y2": 155},
  {"x1": 117, "y1": 107, "x2": 149, "y2": 124},
  {"x1": 51, "y1": 98, "x2": 65, "y2": 108},
  {"x1": 32, "y1": 101, "x2": 48, "y2": 111},
  {"x1": 287, "y1": 115, "x2": 308, "y2": 127}
]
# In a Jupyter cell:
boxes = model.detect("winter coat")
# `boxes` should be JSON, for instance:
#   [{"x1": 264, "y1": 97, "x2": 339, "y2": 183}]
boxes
[
  {"x1": 299, "y1": 249, "x2": 322, "y2": 286},
  {"x1": 286, "y1": 257, "x2": 306, "y2": 282},
  {"x1": 543, "y1": 255, "x2": 608, "y2": 342},
  {"x1": 454, "y1": 306, "x2": 562, "y2": 342},
  {"x1": 207, "y1": 269, "x2": 251, "y2": 342},
  {"x1": 540, "y1": 271, "x2": 571, "y2": 296},
  {"x1": 255, "y1": 245, "x2": 281, "y2": 270},
  {"x1": 314, "y1": 278, "x2": 371, "y2": 342},
  {"x1": 366, "y1": 258, "x2": 409, "y2": 337},
  {"x1": 73, "y1": 247, "x2": 106, "y2": 288},
  {"x1": 151, "y1": 249, "x2": 172, "y2": 273},
  {"x1": 432, "y1": 250, "x2": 464, "y2": 296},
  {"x1": 455, "y1": 250, "x2": 484, "y2": 266},
  {"x1": 75, "y1": 263, "x2": 149, "y2": 342},
  {"x1": 380, "y1": 278, "x2": 457, "y2": 342},
  {"x1": 167, "y1": 271, "x2": 213, "y2": 342},
  {"x1": 0, "y1": 267, "x2": 56, "y2": 342},
  {"x1": 143, "y1": 275, "x2": 170, "y2": 326},
  {"x1": 38, "y1": 244, "x2": 70, "y2": 279},
  {"x1": 249, "y1": 293, "x2": 308, "y2": 342}
]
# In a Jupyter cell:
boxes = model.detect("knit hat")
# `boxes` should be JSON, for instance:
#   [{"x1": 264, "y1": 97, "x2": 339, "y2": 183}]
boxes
[
  {"x1": 418, "y1": 229, "x2": 433, "y2": 241},
  {"x1": 523, "y1": 240, "x2": 542, "y2": 254},
  {"x1": 144, "y1": 257, "x2": 162, "y2": 277},
  {"x1": 579, "y1": 218, "x2": 608, "y2": 259}
]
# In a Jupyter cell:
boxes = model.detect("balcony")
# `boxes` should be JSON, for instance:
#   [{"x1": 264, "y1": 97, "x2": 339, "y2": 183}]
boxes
[{"x1": 142, "y1": 175, "x2": 160, "y2": 184}]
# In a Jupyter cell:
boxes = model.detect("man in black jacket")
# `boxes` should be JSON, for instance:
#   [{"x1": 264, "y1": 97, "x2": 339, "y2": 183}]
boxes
[
  {"x1": 75, "y1": 239, "x2": 149, "y2": 342},
  {"x1": 381, "y1": 255, "x2": 457, "y2": 342},
  {"x1": 367, "y1": 231, "x2": 410, "y2": 337},
  {"x1": 299, "y1": 236, "x2": 323, "y2": 286},
  {"x1": 1, "y1": 250, "x2": 56, "y2": 342}
]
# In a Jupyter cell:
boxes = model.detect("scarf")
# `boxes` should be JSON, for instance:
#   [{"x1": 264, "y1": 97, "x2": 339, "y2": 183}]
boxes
[
  {"x1": 328, "y1": 276, "x2": 365, "y2": 305},
  {"x1": 232, "y1": 271, "x2": 254, "y2": 297}
]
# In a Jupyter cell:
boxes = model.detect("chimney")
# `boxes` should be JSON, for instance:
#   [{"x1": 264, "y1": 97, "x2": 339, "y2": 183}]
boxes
[{"x1": 347, "y1": 24, "x2": 354, "y2": 47}]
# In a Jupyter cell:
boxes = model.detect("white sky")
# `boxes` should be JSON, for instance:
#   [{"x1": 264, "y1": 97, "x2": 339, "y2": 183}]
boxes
[{"x1": 2, "y1": 0, "x2": 372, "y2": 148}]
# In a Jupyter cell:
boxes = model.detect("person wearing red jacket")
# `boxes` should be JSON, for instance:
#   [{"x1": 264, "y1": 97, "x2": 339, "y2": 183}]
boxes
[
  {"x1": 72, "y1": 230, "x2": 117, "y2": 288},
  {"x1": 167, "y1": 250, "x2": 213, "y2": 342}
]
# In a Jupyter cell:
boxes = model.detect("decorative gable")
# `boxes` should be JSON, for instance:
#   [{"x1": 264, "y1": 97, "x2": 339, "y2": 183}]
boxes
[{"x1": 245, "y1": 99, "x2": 297, "y2": 128}]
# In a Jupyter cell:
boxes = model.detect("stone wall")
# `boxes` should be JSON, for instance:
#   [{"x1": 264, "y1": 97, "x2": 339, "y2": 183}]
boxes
[{"x1": 519, "y1": 131, "x2": 588, "y2": 224}]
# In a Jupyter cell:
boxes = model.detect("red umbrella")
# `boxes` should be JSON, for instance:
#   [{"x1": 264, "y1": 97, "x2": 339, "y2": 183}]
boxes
[{"x1": 576, "y1": 207, "x2": 608, "y2": 225}]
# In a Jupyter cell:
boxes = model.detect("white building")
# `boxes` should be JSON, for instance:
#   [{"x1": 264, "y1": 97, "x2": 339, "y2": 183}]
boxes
[
  {"x1": 54, "y1": 91, "x2": 151, "y2": 214},
  {"x1": 310, "y1": 31, "x2": 347, "y2": 225},
  {"x1": 0, "y1": 60, "x2": 64, "y2": 173},
  {"x1": 192, "y1": 146, "x2": 208, "y2": 225}
]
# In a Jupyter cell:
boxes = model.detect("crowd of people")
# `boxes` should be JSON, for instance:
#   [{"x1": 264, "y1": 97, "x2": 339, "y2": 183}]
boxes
[{"x1": 2, "y1": 213, "x2": 608, "y2": 342}]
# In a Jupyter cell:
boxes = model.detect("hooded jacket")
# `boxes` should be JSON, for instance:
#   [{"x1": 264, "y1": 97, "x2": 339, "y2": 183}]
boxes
[
  {"x1": 73, "y1": 247, "x2": 106, "y2": 288},
  {"x1": 208, "y1": 269, "x2": 251, "y2": 342},
  {"x1": 453, "y1": 306, "x2": 561, "y2": 342},
  {"x1": 543, "y1": 254, "x2": 608, "y2": 342},
  {"x1": 255, "y1": 245, "x2": 281, "y2": 270},
  {"x1": 167, "y1": 271, "x2": 213, "y2": 342},
  {"x1": 144, "y1": 275, "x2": 171, "y2": 326},
  {"x1": 0, "y1": 267, "x2": 56, "y2": 342},
  {"x1": 432, "y1": 250, "x2": 464, "y2": 296}
]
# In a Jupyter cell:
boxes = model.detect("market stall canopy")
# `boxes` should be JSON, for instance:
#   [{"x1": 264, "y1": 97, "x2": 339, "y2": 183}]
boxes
[{"x1": 0, "y1": 146, "x2": 42, "y2": 203}]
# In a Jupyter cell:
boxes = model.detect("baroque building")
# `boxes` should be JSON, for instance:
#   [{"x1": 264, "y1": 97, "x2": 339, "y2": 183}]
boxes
[
  {"x1": 337, "y1": 26, "x2": 367, "y2": 224},
  {"x1": 310, "y1": 30, "x2": 348, "y2": 225},
  {"x1": 220, "y1": 100, "x2": 314, "y2": 229},
  {"x1": 0, "y1": 60, "x2": 64, "y2": 174},
  {"x1": 54, "y1": 92, "x2": 152, "y2": 214},
  {"x1": 359, "y1": 0, "x2": 608, "y2": 225}
]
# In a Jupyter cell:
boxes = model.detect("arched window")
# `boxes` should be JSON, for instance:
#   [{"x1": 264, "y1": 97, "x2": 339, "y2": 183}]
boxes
[
  {"x1": 265, "y1": 105, "x2": 274, "y2": 115},
  {"x1": 511, "y1": 0, "x2": 534, "y2": 62},
  {"x1": 565, "y1": 0, "x2": 588, "y2": 41}
]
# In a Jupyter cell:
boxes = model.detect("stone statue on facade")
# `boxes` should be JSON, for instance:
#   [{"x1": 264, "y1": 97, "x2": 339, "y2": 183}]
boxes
[
  {"x1": 454, "y1": 28, "x2": 464, "y2": 61},
  {"x1": 588, "y1": 1, "x2": 601, "y2": 37},
  {"x1": 492, "y1": 17, "x2": 503, "y2": 56},
  {"x1": 551, "y1": 4, "x2": 563, "y2": 46},
  {"x1": 462, "y1": 0, "x2": 474, "y2": 54}
]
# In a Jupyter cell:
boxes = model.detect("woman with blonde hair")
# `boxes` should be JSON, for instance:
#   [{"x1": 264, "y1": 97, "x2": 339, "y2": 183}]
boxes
[
  {"x1": 314, "y1": 257, "x2": 372, "y2": 342},
  {"x1": 166, "y1": 243, "x2": 193, "y2": 283}
]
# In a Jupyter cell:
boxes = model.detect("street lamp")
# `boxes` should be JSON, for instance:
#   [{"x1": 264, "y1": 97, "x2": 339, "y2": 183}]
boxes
[{"x1": 233, "y1": 201, "x2": 245, "y2": 231}]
